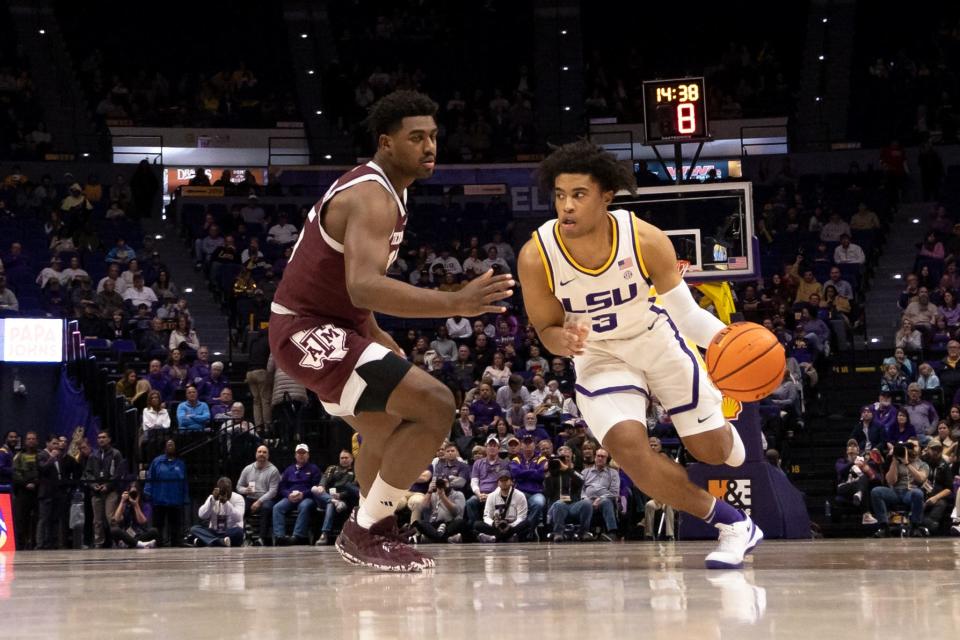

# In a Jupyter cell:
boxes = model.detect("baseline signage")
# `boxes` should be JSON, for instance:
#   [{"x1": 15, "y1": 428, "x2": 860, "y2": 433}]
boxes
[
  {"x1": 0, "y1": 318, "x2": 65, "y2": 363},
  {"x1": 275, "y1": 166, "x2": 551, "y2": 216},
  {"x1": 0, "y1": 494, "x2": 15, "y2": 552}
]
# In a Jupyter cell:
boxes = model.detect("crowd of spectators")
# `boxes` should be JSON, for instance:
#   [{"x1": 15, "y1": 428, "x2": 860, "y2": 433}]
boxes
[
  {"x1": 582, "y1": 39, "x2": 794, "y2": 123},
  {"x1": 854, "y1": 10, "x2": 960, "y2": 146},
  {"x1": 7, "y1": 151, "x2": 905, "y2": 550},
  {"x1": 322, "y1": 1, "x2": 539, "y2": 161},
  {"x1": 56, "y1": 3, "x2": 297, "y2": 129},
  {"x1": 828, "y1": 183, "x2": 960, "y2": 537},
  {"x1": 0, "y1": 58, "x2": 49, "y2": 161},
  {"x1": 77, "y1": 52, "x2": 298, "y2": 129}
]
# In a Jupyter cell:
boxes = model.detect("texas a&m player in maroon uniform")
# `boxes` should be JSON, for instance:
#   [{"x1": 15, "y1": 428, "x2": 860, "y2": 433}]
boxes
[{"x1": 269, "y1": 91, "x2": 513, "y2": 571}]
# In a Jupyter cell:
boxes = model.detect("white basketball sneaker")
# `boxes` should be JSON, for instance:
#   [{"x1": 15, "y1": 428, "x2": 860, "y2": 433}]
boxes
[{"x1": 704, "y1": 516, "x2": 763, "y2": 570}]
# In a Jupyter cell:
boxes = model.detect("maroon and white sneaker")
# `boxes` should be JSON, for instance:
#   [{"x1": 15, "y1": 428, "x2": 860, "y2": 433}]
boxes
[
  {"x1": 335, "y1": 512, "x2": 434, "y2": 572},
  {"x1": 378, "y1": 517, "x2": 435, "y2": 569}
]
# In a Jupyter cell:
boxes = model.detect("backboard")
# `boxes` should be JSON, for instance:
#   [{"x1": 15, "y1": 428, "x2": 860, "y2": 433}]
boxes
[{"x1": 613, "y1": 181, "x2": 756, "y2": 282}]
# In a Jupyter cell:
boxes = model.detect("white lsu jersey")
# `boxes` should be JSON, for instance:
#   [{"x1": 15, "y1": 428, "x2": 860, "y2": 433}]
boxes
[
  {"x1": 532, "y1": 208, "x2": 659, "y2": 341},
  {"x1": 531, "y1": 208, "x2": 725, "y2": 443}
]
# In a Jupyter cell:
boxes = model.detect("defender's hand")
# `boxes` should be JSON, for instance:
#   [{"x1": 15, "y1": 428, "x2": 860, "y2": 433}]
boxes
[{"x1": 453, "y1": 270, "x2": 515, "y2": 316}]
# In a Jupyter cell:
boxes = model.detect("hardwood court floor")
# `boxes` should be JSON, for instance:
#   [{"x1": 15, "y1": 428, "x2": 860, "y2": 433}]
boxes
[{"x1": 3, "y1": 538, "x2": 960, "y2": 639}]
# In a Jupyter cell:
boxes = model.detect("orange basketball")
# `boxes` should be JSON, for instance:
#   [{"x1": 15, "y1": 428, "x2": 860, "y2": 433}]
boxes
[{"x1": 706, "y1": 321, "x2": 786, "y2": 402}]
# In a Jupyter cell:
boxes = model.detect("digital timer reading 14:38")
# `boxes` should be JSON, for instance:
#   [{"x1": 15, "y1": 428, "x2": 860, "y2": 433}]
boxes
[
  {"x1": 642, "y1": 77, "x2": 709, "y2": 142},
  {"x1": 655, "y1": 83, "x2": 700, "y2": 103}
]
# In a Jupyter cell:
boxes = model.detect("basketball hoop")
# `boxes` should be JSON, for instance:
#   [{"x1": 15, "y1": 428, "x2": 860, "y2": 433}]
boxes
[{"x1": 677, "y1": 260, "x2": 691, "y2": 279}]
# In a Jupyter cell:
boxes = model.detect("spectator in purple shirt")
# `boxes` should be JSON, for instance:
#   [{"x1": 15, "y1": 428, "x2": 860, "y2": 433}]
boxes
[
  {"x1": 0, "y1": 430, "x2": 17, "y2": 486},
  {"x1": 188, "y1": 346, "x2": 212, "y2": 386},
  {"x1": 465, "y1": 435, "x2": 507, "y2": 526},
  {"x1": 903, "y1": 383, "x2": 938, "y2": 439},
  {"x1": 887, "y1": 409, "x2": 918, "y2": 446},
  {"x1": 871, "y1": 391, "x2": 898, "y2": 435},
  {"x1": 272, "y1": 443, "x2": 321, "y2": 545},
  {"x1": 518, "y1": 412, "x2": 552, "y2": 444},
  {"x1": 146, "y1": 359, "x2": 173, "y2": 402},
  {"x1": 510, "y1": 435, "x2": 548, "y2": 539},
  {"x1": 208, "y1": 388, "x2": 235, "y2": 421},
  {"x1": 431, "y1": 442, "x2": 471, "y2": 495},
  {"x1": 198, "y1": 362, "x2": 228, "y2": 404},
  {"x1": 469, "y1": 383, "x2": 502, "y2": 431},
  {"x1": 797, "y1": 306, "x2": 830, "y2": 356}
]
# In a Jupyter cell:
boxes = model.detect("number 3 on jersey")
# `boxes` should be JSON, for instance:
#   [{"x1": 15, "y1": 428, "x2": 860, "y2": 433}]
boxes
[{"x1": 591, "y1": 313, "x2": 618, "y2": 333}]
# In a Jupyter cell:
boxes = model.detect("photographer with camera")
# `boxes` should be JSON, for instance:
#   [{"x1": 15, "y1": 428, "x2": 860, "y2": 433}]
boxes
[
  {"x1": 474, "y1": 470, "x2": 529, "y2": 543},
  {"x1": 414, "y1": 475, "x2": 466, "y2": 543},
  {"x1": 870, "y1": 439, "x2": 929, "y2": 537},
  {"x1": 465, "y1": 436, "x2": 509, "y2": 526},
  {"x1": 190, "y1": 477, "x2": 246, "y2": 547},
  {"x1": 431, "y1": 443, "x2": 471, "y2": 495},
  {"x1": 109, "y1": 482, "x2": 159, "y2": 548},
  {"x1": 835, "y1": 439, "x2": 881, "y2": 525},
  {"x1": 545, "y1": 445, "x2": 587, "y2": 541}
]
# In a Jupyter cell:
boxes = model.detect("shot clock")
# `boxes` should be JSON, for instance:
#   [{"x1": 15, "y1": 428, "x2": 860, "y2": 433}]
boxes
[{"x1": 642, "y1": 77, "x2": 709, "y2": 142}]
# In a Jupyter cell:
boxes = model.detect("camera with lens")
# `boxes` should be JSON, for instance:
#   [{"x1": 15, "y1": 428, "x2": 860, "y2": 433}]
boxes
[
  {"x1": 548, "y1": 456, "x2": 561, "y2": 472},
  {"x1": 435, "y1": 477, "x2": 447, "y2": 491},
  {"x1": 128, "y1": 489, "x2": 138, "y2": 501}
]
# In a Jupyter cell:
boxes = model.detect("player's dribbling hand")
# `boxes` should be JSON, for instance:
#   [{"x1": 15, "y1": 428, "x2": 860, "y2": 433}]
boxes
[
  {"x1": 561, "y1": 321, "x2": 590, "y2": 356},
  {"x1": 455, "y1": 269, "x2": 515, "y2": 316}
]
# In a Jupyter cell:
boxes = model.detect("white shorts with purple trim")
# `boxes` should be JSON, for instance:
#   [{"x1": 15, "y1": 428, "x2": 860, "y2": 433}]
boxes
[{"x1": 572, "y1": 316, "x2": 724, "y2": 443}]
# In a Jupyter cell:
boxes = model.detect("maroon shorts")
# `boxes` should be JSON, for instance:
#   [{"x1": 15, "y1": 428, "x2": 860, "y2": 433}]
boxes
[{"x1": 269, "y1": 312, "x2": 394, "y2": 417}]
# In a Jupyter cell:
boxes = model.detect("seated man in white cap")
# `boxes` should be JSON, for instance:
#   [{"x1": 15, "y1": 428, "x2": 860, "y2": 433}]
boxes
[
  {"x1": 272, "y1": 443, "x2": 321, "y2": 545},
  {"x1": 464, "y1": 435, "x2": 509, "y2": 527}
]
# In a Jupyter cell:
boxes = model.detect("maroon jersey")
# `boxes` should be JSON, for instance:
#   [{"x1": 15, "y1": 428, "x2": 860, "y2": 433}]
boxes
[{"x1": 272, "y1": 161, "x2": 407, "y2": 331}]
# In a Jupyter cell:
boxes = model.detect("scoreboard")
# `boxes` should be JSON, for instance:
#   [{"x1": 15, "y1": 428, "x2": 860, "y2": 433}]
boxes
[{"x1": 642, "y1": 77, "x2": 709, "y2": 142}]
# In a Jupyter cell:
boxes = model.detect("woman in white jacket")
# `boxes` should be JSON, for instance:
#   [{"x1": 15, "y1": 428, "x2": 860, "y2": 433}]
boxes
[
  {"x1": 168, "y1": 315, "x2": 201, "y2": 353},
  {"x1": 140, "y1": 390, "x2": 170, "y2": 461}
]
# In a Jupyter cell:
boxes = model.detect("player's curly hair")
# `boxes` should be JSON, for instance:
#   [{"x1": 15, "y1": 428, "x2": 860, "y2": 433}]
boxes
[
  {"x1": 366, "y1": 90, "x2": 439, "y2": 138},
  {"x1": 537, "y1": 139, "x2": 636, "y2": 195}
]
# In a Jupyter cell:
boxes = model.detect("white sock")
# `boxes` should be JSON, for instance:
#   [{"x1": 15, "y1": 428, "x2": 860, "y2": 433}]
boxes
[
  {"x1": 356, "y1": 473, "x2": 406, "y2": 529},
  {"x1": 724, "y1": 425, "x2": 745, "y2": 467},
  {"x1": 136, "y1": 541, "x2": 146, "y2": 548},
  {"x1": 358, "y1": 494, "x2": 366, "y2": 508}
]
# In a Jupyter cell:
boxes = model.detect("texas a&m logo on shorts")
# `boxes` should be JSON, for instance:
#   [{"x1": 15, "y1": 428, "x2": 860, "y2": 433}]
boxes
[
  {"x1": 291, "y1": 325, "x2": 349, "y2": 370},
  {"x1": 708, "y1": 478, "x2": 752, "y2": 516}
]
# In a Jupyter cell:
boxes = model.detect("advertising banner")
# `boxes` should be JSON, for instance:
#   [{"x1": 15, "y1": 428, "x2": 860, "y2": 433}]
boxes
[
  {"x1": 679, "y1": 403, "x2": 810, "y2": 539},
  {"x1": 0, "y1": 493, "x2": 15, "y2": 552},
  {"x1": 166, "y1": 167, "x2": 268, "y2": 194}
]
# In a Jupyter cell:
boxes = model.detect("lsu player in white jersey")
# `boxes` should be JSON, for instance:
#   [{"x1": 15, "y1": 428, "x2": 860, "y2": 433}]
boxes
[{"x1": 517, "y1": 140, "x2": 762, "y2": 569}]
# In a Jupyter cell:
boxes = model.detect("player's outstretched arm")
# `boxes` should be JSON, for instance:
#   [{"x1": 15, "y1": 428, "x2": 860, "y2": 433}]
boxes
[
  {"x1": 635, "y1": 217, "x2": 725, "y2": 349},
  {"x1": 517, "y1": 240, "x2": 588, "y2": 356},
  {"x1": 341, "y1": 185, "x2": 514, "y2": 318}
]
